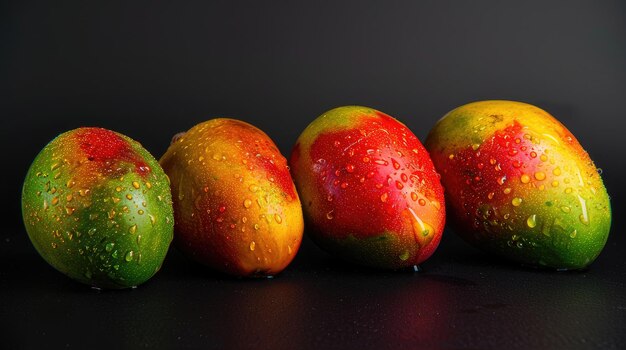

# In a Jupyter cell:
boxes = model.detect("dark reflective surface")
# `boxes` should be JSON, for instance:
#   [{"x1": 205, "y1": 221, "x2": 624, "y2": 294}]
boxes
[{"x1": 2, "y1": 214, "x2": 625, "y2": 348}]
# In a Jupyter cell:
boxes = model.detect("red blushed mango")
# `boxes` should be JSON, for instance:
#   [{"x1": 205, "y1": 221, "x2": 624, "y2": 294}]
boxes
[
  {"x1": 425, "y1": 100, "x2": 611, "y2": 270},
  {"x1": 160, "y1": 119, "x2": 303, "y2": 277},
  {"x1": 22, "y1": 128, "x2": 174, "y2": 289},
  {"x1": 290, "y1": 106, "x2": 445, "y2": 269}
]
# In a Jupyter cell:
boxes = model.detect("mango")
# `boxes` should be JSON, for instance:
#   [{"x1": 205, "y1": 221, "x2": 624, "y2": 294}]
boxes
[
  {"x1": 22, "y1": 127, "x2": 174, "y2": 288},
  {"x1": 160, "y1": 119, "x2": 303, "y2": 277},
  {"x1": 425, "y1": 100, "x2": 611, "y2": 269},
  {"x1": 290, "y1": 106, "x2": 446, "y2": 269}
]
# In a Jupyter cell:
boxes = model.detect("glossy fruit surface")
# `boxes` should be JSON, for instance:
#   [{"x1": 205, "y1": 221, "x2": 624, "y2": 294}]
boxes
[
  {"x1": 160, "y1": 119, "x2": 303, "y2": 277},
  {"x1": 425, "y1": 100, "x2": 611, "y2": 269},
  {"x1": 290, "y1": 106, "x2": 445, "y2": 269},
  {"x1": 22, "y1": 127, "x2": 174, "y2": 288}
]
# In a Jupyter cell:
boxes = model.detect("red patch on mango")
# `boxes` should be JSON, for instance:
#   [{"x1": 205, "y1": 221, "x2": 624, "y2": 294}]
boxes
[{"x1": 75, "y1": 128, "x2": 150, "y2": 177}]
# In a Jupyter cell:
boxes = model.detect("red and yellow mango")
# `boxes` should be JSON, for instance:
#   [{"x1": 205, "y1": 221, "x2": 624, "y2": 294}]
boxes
[
  {"x1": 425, "y1": 100, "x2": 611, "y2": 269},
  {"x1": 290, "y1": 106, "x2": 445, "y2": 269},
  {"x1": 160, "y1": 119, "x2": 303, "y2": 277}
]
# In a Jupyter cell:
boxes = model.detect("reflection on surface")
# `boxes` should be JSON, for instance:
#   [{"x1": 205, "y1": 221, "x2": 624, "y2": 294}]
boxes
[{"x1": 2, "y1": 230, "x2": 625, "y2": 348}]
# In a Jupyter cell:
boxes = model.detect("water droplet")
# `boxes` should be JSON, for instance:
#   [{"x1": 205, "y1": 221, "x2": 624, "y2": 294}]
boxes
[
  {"x1": 105, "y1": 242, "x2": 115, "y2": 252},
  {"x1": 520, "y1": 174, "x2": 531, "y2": 184},
  {"x1": 411, "y1": 192, "x2": 418, "y2": 201},
  {"x1": 526, "y1": 214, "x2": 537, "y2": 228},
  {"x1": 129, "y1": 224, "x2": 137, "y2": 234},
  {"x1": 346, "y1": 164, "x2": 355, "y2": 173},
  {"x1": 138, "y1": 209, "x2": 144, "y2": 215},
  {"x1": 115, "y1": 186, "x2": 122, "y2": 192},
  {"x1": 487, "y1": 192, "x2": 495, "y2": 200},
  {"x1": 431, "y1": 200, "x2": 441, "y2": 210},
  {"x1": 399, "y1": 251, "x2": 410, "y2": 261},
  {"x1": 395, "y1": 181, "x2": 404, "y2": 190},
  {"x1": 43, "y1": 200, "x2": 49, "y2": 210},
  {"x1": 565, "y1": 187, "x2": 572, "y2": 194},
  {"x1": 326, "y1": 210, "x2": 334, "y2": 220},
  {"x1": 380, "y1": 193, "x2": 388, "y2": 202},
  {"x1": 530, "y1": 151, "x2": 537, "y2": 158},
  {"x1": 418, "y1": 198, "x2": 426, "y2": 206},
  {"x1": 551, "y1": 180, "x2": 559, "y2": 187},
  {"x1": 561, "y1": 206, "x2": 571, "y2": 213},
  {"x1": 497, "y1": 175, "x2": 507, "y2": 185},
  {"x1": 51, "y1": 242, "x2": 57, "y2": 249},
  {"x1": 51, "y1": 197, "x2": 59, "y2": 206},
  {"x1": 472, "y1": 143, "x2": 480, "y2": 151},
  {"x1": 125, "y1": 251, "x2": 134, "y2": 262},
  {"x1": 392, "y1": 159, "x2": 401, "y2": 170},
  {"x1": 534, "y1": 172, "x2": 546, "y2": 181},
  {"x1": 243, "y1": 199, "x2": 252, "y2": 208},
  {"x1": 219, "y1": 206, "x2": 226, "y2": 213},
  {"x1": 274, "y1": 214, "x2": 282, "y2": 224},
  {"x1": 400, "y1": 173, "x2": 408, "y2": 183},
  {"x1": 570, "y1": 229, "x2": 578, "y2": 238},
  {"x1": 512, "y1": 197, "x2": 523, "y2": 206},
  {"x1": 249, "y1": 241, "x2": 256, "y2": 251},
  {"x1": 132, "y1": 181, "x2": 140, "y2": 189},
  {"x1": 448, "y1": 154, "x2": 454, "y2": 160},
  {"x1": 88, "y1": 228, "x2": 97, "y2": 236},
  {"x1": 407, "y1": 208, "x2": 435, "y2": 246},
  {"x1": 253, "y1": 223, "x2": 260, "y2": 230},
  {"x1": 578, "y1": 194, "x2": 589, "y2": 225},
  {"x1": 340, "y1": 182, "x2": 348, "y2": 188},
  {"x1": 553, "y1": 167, "x2": 562, "y2": 176},
  {"x1": 503, "y1": 188, "x2": 512, "y2": 194},
  {"x1": 126, "y1": 194, "x2": 133, "y2": 200}
]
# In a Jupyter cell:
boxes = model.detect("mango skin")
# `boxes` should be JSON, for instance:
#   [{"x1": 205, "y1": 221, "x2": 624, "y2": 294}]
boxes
[
  {"x1": 290, "y1": 106, "x2": 446, "y2": 269},
  {"x1": 425, "y1": 100, "x2": 611, "y2": 269},
  {"x1": 160, "y1": 119, "x2": 304, "y2": 277},
  {"x1": 22, "y1": 127, "x2": 174, "y2": 289}
]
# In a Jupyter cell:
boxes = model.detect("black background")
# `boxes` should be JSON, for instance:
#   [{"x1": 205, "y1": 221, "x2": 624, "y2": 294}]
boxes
[{"x1": 2, "y1": 1, "x2": 625, "y2": 348}]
